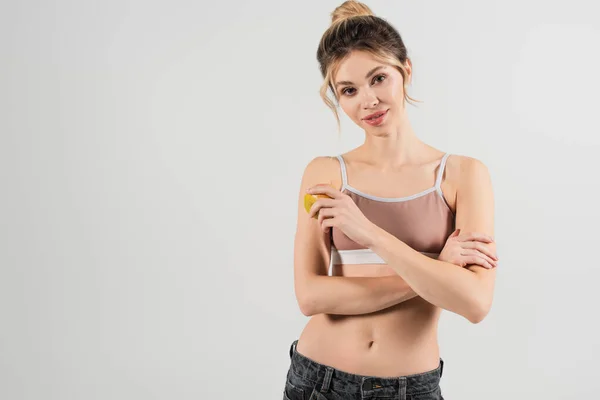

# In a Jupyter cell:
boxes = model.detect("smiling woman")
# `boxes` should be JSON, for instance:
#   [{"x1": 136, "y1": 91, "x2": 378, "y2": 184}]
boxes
[{"x1": 282, "y1": 1, "x2": 498, "y2": 400}]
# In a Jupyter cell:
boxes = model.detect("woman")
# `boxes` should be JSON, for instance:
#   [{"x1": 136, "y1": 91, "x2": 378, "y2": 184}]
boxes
[{"x1": 284, "y1": 2, "x2": 498, "y2": 400}]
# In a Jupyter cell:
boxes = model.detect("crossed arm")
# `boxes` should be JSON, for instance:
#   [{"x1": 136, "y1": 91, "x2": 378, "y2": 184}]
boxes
[
  {"x1": 294, "y1": 156, "x2": 497, "y2": 323},
  {"x1": 368, "y1": 157, "x2": 496, "y2": 323},
  {"x1": 297, "y1": 273, "x2": 418, "y2": 317}
]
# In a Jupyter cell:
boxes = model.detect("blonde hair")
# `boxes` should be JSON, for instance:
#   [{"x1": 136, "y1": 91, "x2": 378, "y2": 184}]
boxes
[{"x1": 316, "y1": 1, "x2": 420, "y2": 134}]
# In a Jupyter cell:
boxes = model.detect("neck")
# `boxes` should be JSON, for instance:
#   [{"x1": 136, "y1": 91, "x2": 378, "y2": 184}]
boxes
[{"x1": 359, "y1": 110, "x2": 427, "y2": 170}]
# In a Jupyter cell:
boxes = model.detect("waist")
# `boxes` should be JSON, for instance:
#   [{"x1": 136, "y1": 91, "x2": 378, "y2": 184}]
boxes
[
  {"x1": 298, "y1": 307, "x2": 441, "y2": 376},
  {"x1": 288, "y1": 339, "x2": 443, "y2": 396}
]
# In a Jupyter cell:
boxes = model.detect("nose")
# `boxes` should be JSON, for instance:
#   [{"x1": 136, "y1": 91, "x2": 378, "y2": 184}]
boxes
[{"x1": 361, "y1": 88, "x2": 379, "y2": 109}]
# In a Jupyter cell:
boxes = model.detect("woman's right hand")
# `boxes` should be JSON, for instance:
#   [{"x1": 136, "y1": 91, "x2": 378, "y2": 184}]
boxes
[{"x1": 438, "y1": 229, "x2": 498, "y2": 269}]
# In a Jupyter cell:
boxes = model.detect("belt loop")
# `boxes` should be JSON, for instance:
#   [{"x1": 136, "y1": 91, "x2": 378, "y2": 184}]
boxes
[
  {"x1": 440, "y1": 358, "x2": 444, "y2": 378},
  {"x1": 320, "y1": 367, "x2": 334, "y2": 393},
  {"x1": 398, "y1": 377, "x2": 407, "y2": 400},
  {"x1": 289, "y1": 340, "x2": 297, "y2": 359}
]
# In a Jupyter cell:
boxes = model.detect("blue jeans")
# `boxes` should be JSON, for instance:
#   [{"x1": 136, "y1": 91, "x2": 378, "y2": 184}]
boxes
[{"x1": 284, "y1": 340, "x2": 445, "y2": 400}]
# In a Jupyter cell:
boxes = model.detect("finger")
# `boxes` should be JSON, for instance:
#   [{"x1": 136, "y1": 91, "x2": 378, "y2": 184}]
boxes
[
  {"x1": 449, "y1": 229, "x2": 460, "y2": 238},
  {"x1": 457, "y1": 231, "x2": 494, "y2": 243},
  {"x1": 462, "y1": 249, "x2": 497, "y2": 268},
  {"x1": 458, "y1": 232, "x2": 493, "y2": 243},
  {"x1": 464, "y1": 254, "x2": 494, "y2": 269},
  {"x1": 317, "y1": 207, "x2": 336, "y2": 226},
  {"x1": 308, "y1": 198, "x2": 337, "y2": 218},
  {"x1": 461, "y1": 249, "x2": 496, "y2": 265},
  {"x1": 307, "y1": 184, "x2": 343, "y2": 199},
  {"x1": 321, "y1": 217, "x2": 335, "y2": 232},
  {"x1": 462, "y1": 242, "x2": 498, "y2": 261}
]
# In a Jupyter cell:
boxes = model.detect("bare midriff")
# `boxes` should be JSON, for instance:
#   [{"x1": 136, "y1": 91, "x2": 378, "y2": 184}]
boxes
[{"x1": 295, "y1": 263, "x2": 441, "y2": 377}]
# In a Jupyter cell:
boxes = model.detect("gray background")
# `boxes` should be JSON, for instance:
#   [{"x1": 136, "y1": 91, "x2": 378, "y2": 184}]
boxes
[{"x1": 1, "y1": 0, "x2": 599, "y2": 399}]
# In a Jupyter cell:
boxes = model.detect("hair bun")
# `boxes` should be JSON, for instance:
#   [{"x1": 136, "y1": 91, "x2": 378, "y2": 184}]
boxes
[{"x1": 330, "y1": 1, "x2": 374, "y2": 25}]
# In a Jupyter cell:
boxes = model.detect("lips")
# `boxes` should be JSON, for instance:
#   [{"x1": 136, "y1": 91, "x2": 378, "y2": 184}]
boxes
[{"x1": 363, "y1": 110, "x2": 387, "y2": 120}]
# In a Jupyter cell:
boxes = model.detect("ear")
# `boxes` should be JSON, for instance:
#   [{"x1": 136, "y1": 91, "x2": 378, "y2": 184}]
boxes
[{"x1": 405, "y1": 58, "x2": 413, "y2": 85}]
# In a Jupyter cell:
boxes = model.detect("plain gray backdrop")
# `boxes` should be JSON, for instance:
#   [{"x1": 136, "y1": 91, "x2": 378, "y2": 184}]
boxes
[{"x1": 2, "y1": 0, "x2": 599, "y2": 399}]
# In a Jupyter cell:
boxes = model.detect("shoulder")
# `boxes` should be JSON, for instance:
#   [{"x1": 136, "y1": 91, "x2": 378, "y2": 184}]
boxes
[
  {"x1": 450, "y1": 154, "x2": 494, "y2": 227},
  {"x1": 445, "y1": 154, "x2": 491, "y2": 188},
  {"x1": 300, "y1": 155, "x2": 345, "y2": 191}
]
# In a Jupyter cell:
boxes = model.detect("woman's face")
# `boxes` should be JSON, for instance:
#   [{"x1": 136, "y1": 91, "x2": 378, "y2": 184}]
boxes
[{"x1": 333, "y1": 51, "x2": 411, "y2": 131}]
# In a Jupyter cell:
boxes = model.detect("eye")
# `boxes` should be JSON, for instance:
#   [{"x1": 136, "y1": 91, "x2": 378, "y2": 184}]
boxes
[
  {"x1": 340, "y1": 75, "x2": 387, "y2": 97},
  {"x1": 373, "y1": 74, "x2": 386, "y2": 83}
]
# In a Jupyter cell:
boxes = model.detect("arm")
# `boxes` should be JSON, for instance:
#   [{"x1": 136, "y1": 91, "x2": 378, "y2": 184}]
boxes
[
  {"x1": 299, "y1": 275, "x2": 418, "y2": 316},
  {"x1": 368, "y1": 156, "x2": 497, "y2": 323},
  {"x1": 293, "y1": 157, "x2": 418, "y2": 317}
]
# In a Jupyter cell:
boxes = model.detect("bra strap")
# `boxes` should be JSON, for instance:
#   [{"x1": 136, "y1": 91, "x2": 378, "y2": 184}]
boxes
[
  {"x1": 335, "y1": 155, "x2": 348, "y2": 187},
  {"x1": 435, "y1": 153, "x2": 451, "y2": 190}
]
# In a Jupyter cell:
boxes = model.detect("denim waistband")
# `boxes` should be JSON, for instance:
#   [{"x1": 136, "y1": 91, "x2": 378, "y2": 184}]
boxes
[{"x1": 288, "y1": 339, "x2": 443, "y2": 395}]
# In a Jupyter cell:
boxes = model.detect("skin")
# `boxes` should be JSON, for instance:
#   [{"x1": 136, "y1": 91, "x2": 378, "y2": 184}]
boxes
[{"x1": 292, "y1": 50, "x2": 497, "y2": 377}]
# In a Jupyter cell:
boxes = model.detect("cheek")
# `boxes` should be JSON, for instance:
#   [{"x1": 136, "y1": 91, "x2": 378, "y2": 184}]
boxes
[
  {"x1": 386, "y1": 77, "x2": 404, "y2": 100},
  {"x1": 339, "y1": 100, "x2": 360, "y2": 121}
]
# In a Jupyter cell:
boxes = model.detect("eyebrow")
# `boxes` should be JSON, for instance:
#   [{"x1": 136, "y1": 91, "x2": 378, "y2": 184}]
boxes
[{"x1": 335, "y1": 66, "x2": 386, "y2": 88}]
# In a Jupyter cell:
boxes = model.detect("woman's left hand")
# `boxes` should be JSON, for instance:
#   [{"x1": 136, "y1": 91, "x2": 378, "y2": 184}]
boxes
[{"x1": 307, "y1": 184, "x2": 378, "y2": 248}]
